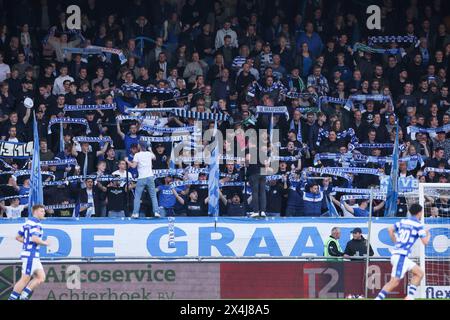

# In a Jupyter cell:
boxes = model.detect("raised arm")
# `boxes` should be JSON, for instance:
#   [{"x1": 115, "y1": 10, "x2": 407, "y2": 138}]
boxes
[
  {"x1": 219, "y1": 190, "x2": 227, "y2": 205},
  {"x1": 116, "y1": 120, "x2": 125, "y2": 140},
  {"x1": 125, "y1": 157, "x2": 138, "y2": 169},
  {"x1": 96, "y1": 142, "x2": 110, "y2": 157},
  {"x1": 23, "y1": 107, "x2": 31, "y2": 125},
  {"x1": 373, "y1": 201, "x2": 385, "y2": 212},
  {"x1": 343, "y1": 201, "x2": 355, "y2": 214},
  {"x1": 172, "y1": 188, "x2": 185, "y2": 205}
]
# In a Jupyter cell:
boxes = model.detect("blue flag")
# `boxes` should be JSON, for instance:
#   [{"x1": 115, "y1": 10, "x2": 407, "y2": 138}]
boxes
[
  {"x1": 28, "y1": 112, "x2": 44, "y2": 215},
  {"x1": 114, "y1": 96, "x2": 138, "y2": 114},
  {"x1": 73, "y1": 200, "x2": 81, "y2": 218},
  {"x1": 384, "y1": 124, "x2": 399, "y2": 217},
  {"x1": 208, "y1": 121, "x2": 220, "y2": 220},
  {"x1": 326, "y1": 194, "x2": 340, "y2": 217},
  {"x1": 169, "y1": 141, "x2": 176, "y2": 170}
]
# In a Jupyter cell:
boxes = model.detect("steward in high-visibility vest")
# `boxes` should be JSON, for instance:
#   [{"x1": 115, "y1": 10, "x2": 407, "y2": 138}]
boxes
[{"x1": 324, "y1": 227, "x2": 345, "y2": 260}]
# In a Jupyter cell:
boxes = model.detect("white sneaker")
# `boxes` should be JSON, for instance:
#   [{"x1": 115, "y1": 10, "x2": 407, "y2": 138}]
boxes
[
  {"x1": 260, "y1": 212, "x2": 266, "y2": 217},
  {"x1": 131, "y1": 213, "x2": 139, "y2": 219},
  {"x1": 154, "y1": 212, "x2": 161, "y2": 218},
  {"x1": 250, "y1": 212, "x2": 260, "y2": 218}
]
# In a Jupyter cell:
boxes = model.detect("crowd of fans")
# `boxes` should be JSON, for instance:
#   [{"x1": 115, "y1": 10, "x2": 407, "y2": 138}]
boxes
[{"x1": 0, "y1": 0, "x2": 449, "y2": 218}]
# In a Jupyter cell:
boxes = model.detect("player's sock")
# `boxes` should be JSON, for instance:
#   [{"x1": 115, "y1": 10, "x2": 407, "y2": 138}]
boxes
[
  {"x1": 375, "y1": 290, "x2": 388, "y2": 300},
  {"x1": 20, "y1": 287, "x2": 33, "y2": 300},
  {"x1": 407, "y1": 285, "x2": 417, "y2": 299},
  {"x1": 8, "y1": 291, "x2": 20, "y2": 300}
]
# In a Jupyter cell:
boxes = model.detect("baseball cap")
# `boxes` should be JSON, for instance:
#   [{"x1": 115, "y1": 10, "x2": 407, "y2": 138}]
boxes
[{"x1": 351, "y1": 227, "x2": 362, "y2": 234}]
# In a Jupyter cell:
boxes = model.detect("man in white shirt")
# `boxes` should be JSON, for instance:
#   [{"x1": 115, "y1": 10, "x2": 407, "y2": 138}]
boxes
[
  {"x1": 112, "y1": 160, "x2": 134, "y2": 187},
  {"x1": 215, "y1": 21, "x2": 238, "y2": 50},
  {"x1": 52, "y1": 64, "x2": 74, "y2": 95},
  {"x1": 0, "y1": 52, "x2": 11, "y2": 82},
  {"x1": 0, "y1": 197, "x2": 26, "y2": 218},
  {"x1": 125, "y1": 142, "x2": 161, "y2": 218}
]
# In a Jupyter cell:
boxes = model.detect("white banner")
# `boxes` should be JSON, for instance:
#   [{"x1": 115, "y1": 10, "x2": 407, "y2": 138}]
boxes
[
  {"x1": 0, "y1": 218, "x2": 448, "y2": 259},
  {"x1": 0, "y1": 141, "x2": 33, "y2": 158}
]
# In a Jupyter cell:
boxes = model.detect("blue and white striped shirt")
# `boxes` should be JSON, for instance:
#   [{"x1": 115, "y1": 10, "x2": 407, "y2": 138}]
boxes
[
  {"x1": 232, "y1": 56, "x2": 247, "y2": 69},
  {"x1": 391, "y1": 217, "x2": 426, "y2": 256},
  {"x1": 18, "y1": 217, "x2": 43, "y2": 258}
]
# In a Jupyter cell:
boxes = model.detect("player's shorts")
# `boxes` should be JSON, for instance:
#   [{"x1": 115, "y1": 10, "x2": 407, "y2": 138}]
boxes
[
  {"x1": 390, "y1": 254, "x2": 416, "y2": 279},
  {"x1": 21, "y1": 257, "x2": 44, "y2": 276}
]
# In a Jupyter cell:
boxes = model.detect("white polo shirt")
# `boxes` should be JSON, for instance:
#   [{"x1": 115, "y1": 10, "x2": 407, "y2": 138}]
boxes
[{"x1": 133, "y1": 151, "x2": 156, "y2": 179}]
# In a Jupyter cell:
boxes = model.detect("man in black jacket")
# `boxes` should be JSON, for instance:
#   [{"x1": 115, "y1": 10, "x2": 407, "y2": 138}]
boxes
[{"x1": 344, "y1": 227, "x2": 374, "y2": 258}]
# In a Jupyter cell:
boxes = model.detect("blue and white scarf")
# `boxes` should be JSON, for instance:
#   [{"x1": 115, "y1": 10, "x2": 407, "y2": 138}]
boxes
[
  {"x1": 248, "y1": 81, "x2": 288, "y2": 98},
  {"x1": 116, "y1": 115, "x2": 145, "y2": 122},
  {"x1": 62, "y1": 47, "x2": 103, "y2": 55},
  {"x1": 221, "y1": 182, "x2": 245, "y2": 188},
  {"x1": 43, "y1": 180, "x2": 69, "y2": 186},
  {"x1": 67, "y1": 175, "x2": 99, "y2": 182},
  {"x1": 121, "y1": 84, "x2": 179, "y2": 96},
  {"x1": 45, "y1": 203, "x2": 92, "y2": 210},
  {"x1": 41, "y1": 159, "x2": 78, "y2": 167},
  {"x1": 64, "y1": 104, "x2": 116, "y2": 112},
  {"x1": 141, "y1": 125, "x2": 197, "y2": 133},
  {"x1": 305, "y1": 167, "x2": 351, "y2": 181},
  {"x1": 73, "y1": 136, "x2": 113, "y2": 146},
  {"x1": 350, "y1": 143, "x2": 394, "y2": 149},
  {"x1": 221, "y1": 172, "x2": 240, "y2": 180},
  {"x1": 256, "y1": 106, "x2": 290, "y2": 120},
  {"x1": 408, "y1": 124, "x2": 450, "y2": 135},
  {"x1": 171, "y1": 109, "x2": 230, "y2": 121},
  {"x1": 314, "y1": 153, "x2": 352, "y2": 165},
  {"x1": 140, "y1": 136, "x2": 190, "y2": 143},
  {"x1": 340, "y1": 194, "x2": 386, "y2": 202},
  {"x1": 220, "y1": 155, "x2": 245, "y2": 162},
  {"x1": 175, "y1": 156, "x2": 205, "y2": 163},
  {"x1": 319, "y1": 167, "x2": 382, "y2": 176},
  {"x1": 170, "y1": 180, "x2": 208, "y2": 188},
  {"x1": 368, "y1": 35, "x2": 420, "y2": 47},
  {"x1": 86, "y1": 45, "x2": 127, "y2": 65},
  {"x1": 290, "y1": 119, "x2": 302, "y2": 142},
  {"x1": 353, "y1": 43, "x2": 405, "y2": 55},
  {"x1": 125, "y1": 107, "x2": 176, "y2": 114},
  {"x1": 0, "y1": 158, "x2": 15, "y2": 170},
  {"x1": 285, "y1": 92, "x2": 317, "y2": 102},
  {"x1": 316, "y1": 128, "x2": 358, "y2": 147},
  {"x1": 96, "y1": 175, "x2": 137, "y2": 183},
  {"x1": 272, "y1": 155, "x2": 300, "y2": 162},
  {"x1": 48, "y1": 118, "x2": 90, "y2": 134},
  {"x1": 13, "y1": 170, "x2": 55, "y2": 179},
  {"x1": 346, "y1": 94, "x2": 394, "y2": 110},
  {"x1": 297, "y1": 107, "x2": 320, "y2": 113},
  {"x1": 265, "y1": 175, "x2": 284, "y2": 182},
  {"x1": 333, "y1": 187, "x2": 383, "y2": 195},
  {"x1": 319, "y1": 96, "x2": 350, "y2": 111},
  {"x1": 0, "y1": 195, "x2": 29, "y2": 202},
  {"x1": 424, "y1": 167, "x2": 450, "y2": 175}
]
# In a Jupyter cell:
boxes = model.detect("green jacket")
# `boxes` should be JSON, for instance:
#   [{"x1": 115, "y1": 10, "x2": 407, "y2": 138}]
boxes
[{"x1": 324, "y1": 236, "x2": 344, "y2": 260}]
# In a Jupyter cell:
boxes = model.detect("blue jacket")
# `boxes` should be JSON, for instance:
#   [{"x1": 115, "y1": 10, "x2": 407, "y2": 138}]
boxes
[
  {"x1": 296, "y1": 32, "x2": 323, "y2": 58},
  {"x1": 299, "y1": 189, "x2": 327, "y2": 217}
]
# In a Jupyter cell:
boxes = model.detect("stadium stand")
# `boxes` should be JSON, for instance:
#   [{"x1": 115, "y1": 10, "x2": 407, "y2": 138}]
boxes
[{"x1": 0, "y1": 0, "x2": 449, "y2": 219}]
